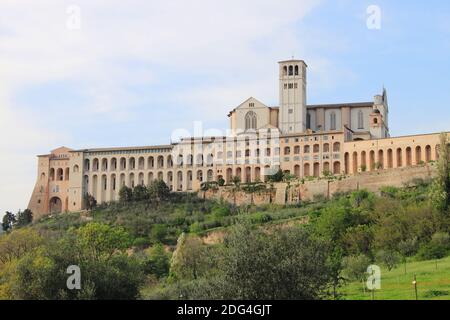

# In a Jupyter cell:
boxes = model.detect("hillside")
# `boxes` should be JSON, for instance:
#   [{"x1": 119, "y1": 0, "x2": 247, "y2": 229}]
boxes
[{"x1": 1, "y1": 175, "x2": 449, "y2": 300}]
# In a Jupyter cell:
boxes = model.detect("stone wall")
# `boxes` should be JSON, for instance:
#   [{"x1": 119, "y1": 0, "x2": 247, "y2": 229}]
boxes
[{"x1": 202, "y1": 164, "x2": 436, "y2": 205}]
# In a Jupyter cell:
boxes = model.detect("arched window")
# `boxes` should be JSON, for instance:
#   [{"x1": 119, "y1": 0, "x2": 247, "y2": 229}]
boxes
[
  {"x1": 245, "y1": 111, "x2": 257, "y2": 130},
  {"x1": 330, "y1": 112, "x2": 336, "y2": 131},
  {"x1": 283, "y1": 66, "x2": 287, "y2": 76},
  {"x1": 295, "y1": 65, "x2": 299, "y2": 75},
  {"x1": 358, "y1": 110, "x2": 364, "y2": 129},
  {"x1": 288, "y1": 65, "x2": 293, "y2": 76}
]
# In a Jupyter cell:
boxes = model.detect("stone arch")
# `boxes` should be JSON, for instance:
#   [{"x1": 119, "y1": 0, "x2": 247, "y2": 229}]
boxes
[
  {"x1": 235, "y1": 167, "x2": 242, "y2": 181},
  {"x1": 226, "y1": 168, "x2": 233, "y2": 183},
  {"x1": 129, "y1": 157, "x2": 136, "y2": 170},
  {"x1": 177, "y1": 171, "x2": 183, "y2": 191},
  {"x1": 92, "y1": 175, "x2": 98, "y2": 198},
  {"x1": 196, "y1": 154, "x2": 204, "y2": 166},
  {"x1": 378, "y1": 150, "x2": 384, "y2": 169},
  {"x1": 304, "y1": 163, "x2": 311, "y2": 177},
  {"x1": 167, "y1": 155, "x2": 174, "y2": 168},
  {"x1": 84, "y1": 159, "x2": 90, "y2": 171},
  {"x1": 387, "y1": 149, "x2": 393, "y2": 168},
  {"x1": 138, "y1": 157, "x2": 145, "y2": 170},
  {"x1": 284, "y1": 146, "x2": 291, "y2": 155},
  {"x1": 187, "y1": 171, "x2": 193, "y2": 190},
  {"x1": 100, "y1": 174, "x2": 107, "y2": 203},
  {"x1": 50, "y1": 168, "x2": 55, "y2": 181},
  {"x1": 93, "y1": 158, "x2": 99, "y2": 171},
  {"x1": 148, "y1": 156, "x2": 155, "y2": 169},
  {"x1": 323, "y1": 162, "x2": 330, "y2": 174},
  {"x1": 129, "y1": 173, "x2": 135, "y2": 188},
  {"x1": 425, "y1": 145, "x2": 432, "y2": 162},
  {"x1": 138, "y1": 172, "x2": 144, "y2": 185},
  {"x1": 207, "y1": 169, "x2": 214, "y2": 182},
  {"x1": 360, "y1": 151, "x2": 367, "y2": 171},
  {"x1": 406, "y1": 147, "x2": 412, "y2": 166},
  {"x1": 294, "y1": 165, "x2": 300, "y2": 177},
  {"x1": 352, "y1": 152, "x2": 358, "y2": 173},
  {"x1": 49, "y1": 197, "x2": 62, "y2": 214},
  {"x1": 148, "y1": 172, "x2": 154, "y2": 184},
  {"x1": 57, "y1": 168, "x2": 64, "y2": 181},
  {"x1": 333, "y1": 142, "x2": 341, "y2": 152},
  {"x1": 415, "y1": 146, "x2": 422, "y2": 164},
  {"x1": 120, "y1": 157, "x2": 126, "y2": 170},
  {"x1": 313, "y1": 144, "x2": 320, "y2": 153},
  {"x1": 101, "y1": 158, "x2": 108, "y2": 171},
  {"x1": 157, "y1": 156, "x2": 164, "y2": 168},
  {"x1": 119, "y1": 173, "x2": 126, "y2": 188},
  {"x1": 167, "y1": 171, "x2": 173, "y2": 190},
  {"x1": 196, "y1": 170, "x2": 203, "y2": 182},
  {"x1": 110, "y1": 158, "x2": 117, "y2": 171},
  {"x1": 110, "y1": 174, "x2": 117, "y2": 201},
  {"x1": 73, "y1": 165, "x2": 79, "y2": 173},
  {"x1": 344, "y1": 152, "x2": 350, "y2": 174},
  {"x1": 396, "y1": 148, "x2": 403, "y2": 167},
  {"x1": 333, "y1": 162, "x2": 341, "y2": 175},
  {"x1": 369, "y1": 150, "x2": 375, "y2": 171},
  {"x1": 254, "y1": 167, "x2": 261, "y2": 181},
  {"x1": 313, "y1": 162, "x2": 320, "y2": 177}
]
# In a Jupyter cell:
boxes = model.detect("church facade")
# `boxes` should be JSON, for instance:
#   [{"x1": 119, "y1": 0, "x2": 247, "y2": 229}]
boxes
[{"x1": 28, "y1": 59, "x2": 448, "y2": 218}]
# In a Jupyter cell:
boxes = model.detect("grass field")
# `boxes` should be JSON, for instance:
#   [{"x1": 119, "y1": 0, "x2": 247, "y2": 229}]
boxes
[{"x1": 342, "y1": 256, "x2": 450, "y2": 300}]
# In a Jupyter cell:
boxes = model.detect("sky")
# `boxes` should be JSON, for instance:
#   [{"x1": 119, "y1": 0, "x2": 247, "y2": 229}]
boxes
[{"x1": 1, "y1": 0, "x2": 450, "y2": 216}]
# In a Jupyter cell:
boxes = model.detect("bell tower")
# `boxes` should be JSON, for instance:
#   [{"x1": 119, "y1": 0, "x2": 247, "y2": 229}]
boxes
[{"x1": 278, "y1": 59, "x2": 307, "y2": 134}]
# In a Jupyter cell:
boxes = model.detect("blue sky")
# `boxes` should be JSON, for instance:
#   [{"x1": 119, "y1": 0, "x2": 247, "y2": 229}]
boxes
[{"x1": 1, "y1": 0, "x2": 449, "y2": 215}]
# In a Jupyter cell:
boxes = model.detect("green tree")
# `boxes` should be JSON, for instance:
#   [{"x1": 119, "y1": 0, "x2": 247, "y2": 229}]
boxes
[
  {"x1": 15, "y1": 209, "x2": 33, "y2": 227},
  {"x1": 417, "y1": 232, "x2": 450, "y2": 260},
  {"x1": 133, "y1": 184, "x2": 149, "y2": 201},
  {"x1": 119, "y1": 186, "x2": 133, "y2": 203},
  {"x1": 169, "y1": 233, "x2": 207, "y2": 281},
  {"x1": 268, "y1": 169, "x2": 283, "y2": 182},
  {"x1": 0, "y1": 228, "x2": 44, "y2": 264},
  {"x1": 342, "y1": 254, "x2": 371, "y2": 292},
  {"x1": 144, "y1": 243, "x2": 170, "y2": 278},
  {"x1": 184, "y1": 224, "x2": 334, "y2": 300},
  {"x1": 2, "y1": 211, "x2": 16, "y2": 232},
  {"x1": 375, "y1": 249, "x2": 400, "y2": 271},
  {"x1": 148, "y1": 180, "x2": 170, "y2": 203},
  {"x1": 74, "y1": 222, "x2": 132, "y2": 262},
  {"x1": 150, "y1": 224, "x2": 168, "y2": 243},
  {"x1": 397, "y1": 237, "x2": 419, "y2": 274},
  {"x1": 84, "y1": 193, "x2": 97, "y2": 210},
  {"x1": 429, "y1": 133, "x2": 450, "y2": 215},
  {"x1": 218, "y1": 177, "x2": 225, "y2": 186}
]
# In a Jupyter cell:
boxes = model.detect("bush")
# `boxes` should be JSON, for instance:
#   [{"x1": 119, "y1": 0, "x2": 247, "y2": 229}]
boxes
[
  {"x1": 417, "y1": 232, "x2": 450, "y2": 260},
  {"x1": 212, "y1": 206, "x2": 230, "y2": 218},
  {"x1": 375, "y1": 249, "x2": 400, "y2": 271},
  {"x1": 342, "y1": 254, "x2": 372, "y2": 282},
  {"x1": 133, "y1": 237, "x2": 151, "y2": 249},
  {"x1": 151, "y1": 224, "x2": 168, "y2": 243}
]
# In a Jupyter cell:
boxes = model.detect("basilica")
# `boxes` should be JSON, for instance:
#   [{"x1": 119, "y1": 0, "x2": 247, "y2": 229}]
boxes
[{"x1": 28, "y1": 59, "x2": 446, "y2": 218}]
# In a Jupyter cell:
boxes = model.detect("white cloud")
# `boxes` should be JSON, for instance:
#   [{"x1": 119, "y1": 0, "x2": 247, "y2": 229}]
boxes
[{"x1": 0, "y1": 0, "x2": 335, "y2": 215}]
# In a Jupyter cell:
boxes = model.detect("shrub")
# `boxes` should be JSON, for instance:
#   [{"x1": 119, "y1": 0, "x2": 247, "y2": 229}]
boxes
[
  {"x1": 151, "y1": 224, "x2": 168, "y2": 243},
  {"x1": 133, "y1": 237, "x2": 151, "y2": 249},
  {"x1": 375, "y1": 249, "x2": 400, "y2": 271},
  {"x1": 417, "y1": 232, "x2": 450, "y2": 260}
]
